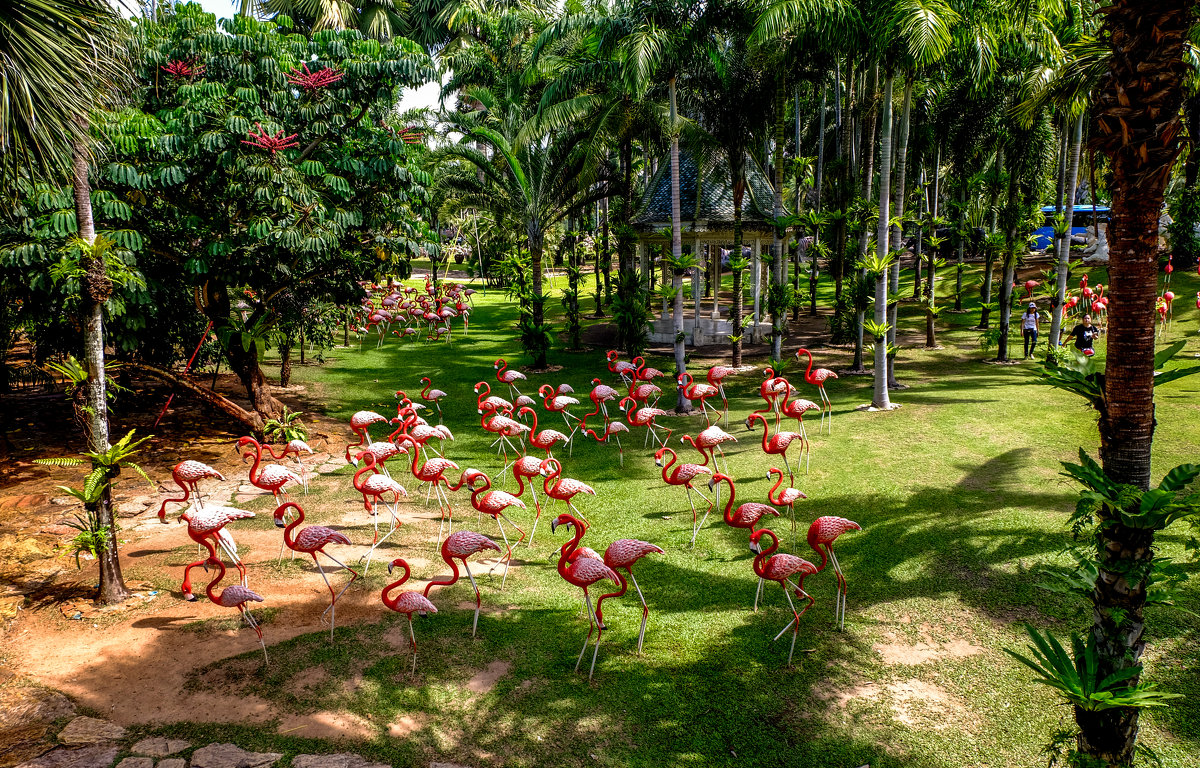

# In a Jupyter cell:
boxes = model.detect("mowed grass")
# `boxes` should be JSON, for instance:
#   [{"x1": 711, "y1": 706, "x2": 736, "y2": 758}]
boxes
[{"x1": 151, "y1": 262, "x2": 1200, "y2": 768}]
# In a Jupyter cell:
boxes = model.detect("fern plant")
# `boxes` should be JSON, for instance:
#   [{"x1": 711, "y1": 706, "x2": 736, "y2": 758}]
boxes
[{"x1": 263, "y1": 406, "x2": 307, "y2": 443}]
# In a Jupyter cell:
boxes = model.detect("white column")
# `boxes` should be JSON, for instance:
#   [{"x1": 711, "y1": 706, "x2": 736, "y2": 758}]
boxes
[
  {"x1": 752, "y1": 237, "x2": 761, "y2": 341},
  {"x1": 711, "y1": 242, "x2": 721, "y2": 320},
  {"x1": 693, "y1": 235, "x2": 702, "y2": 336}
]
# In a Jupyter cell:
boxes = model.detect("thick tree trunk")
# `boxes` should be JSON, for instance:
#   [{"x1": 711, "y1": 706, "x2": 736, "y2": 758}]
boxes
[
  {"x1": 980, "y1": 254, "x2": 995, "y2": 328},
  {"x1": 601, "y1": 195, "x2": 611, "y2": 306},
  {"x1": 128, "y1": 362, "x2": 262, "y2": 433},
  {"x1": 279, "y1": 336, "x2": 293, "y2": 387},
  {"x1": 872, "y1": 73, "x2": 894, "y2": 409},
  {"x1": 74, "y1": 139, "x2": 128, "y2": 605},
  {"x1": 669, "y1": 77, "x2": 691, "y2": 412},
  {"x1": 1050, "y1": 114, "x2": 1085, "y2": 348},
  {"x1": 202, "y1": 282, "x2": 284, "y2": 425},
  {"x1": 530, "y1": 234, "x2": 548, "y2": 368}
]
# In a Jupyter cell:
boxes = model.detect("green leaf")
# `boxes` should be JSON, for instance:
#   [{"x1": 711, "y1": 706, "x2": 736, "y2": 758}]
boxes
[{"x1": 1159, "y1": 464, "x2": 1200, "y2": 493}]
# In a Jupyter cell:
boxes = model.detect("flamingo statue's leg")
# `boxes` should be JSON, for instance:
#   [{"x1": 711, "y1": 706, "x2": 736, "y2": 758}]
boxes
[
  {"x1": 487, "y1": 516, "x2": 513, "y2": 586},
  {"x1": 566, "y1": 499, "x2": 590, "y2": 527},
  {"x1": 463, "y1": 560, "x2": 482, "y2": 637},
  {"x1": 526, "y1": 487, "x2": 543, "y2": 546},
  {"x1": 240, "y1": 606, "x2": 268, "y2": 663},
  {"x1": 829, "y1": 547, "x2": 847, "y2": 630},
  {"x1": 615, "y1": 434, "x2": 624, "y2": 467},
  {"x1": 409, "y1": 616, "x2": 419, "y2": 676},
  {"x1": 629, "y1": 570, "x2": 651, "y2": 655},
  {"x1": 754, "y1": 576, "x2": 765, "y2": 612},
  {"x1": 576, "y1": 590, "x2": 596, "y2": 673},
  {"x1": 588, "y1": 622, "x2": 604, "y2": 681}
]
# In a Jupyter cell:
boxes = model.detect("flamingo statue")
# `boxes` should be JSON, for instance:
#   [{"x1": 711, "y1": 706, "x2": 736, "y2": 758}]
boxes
[
  {"x1": 474, "y1": 381, "x2": 513, "y2": 414},
  {"x1": 766, "y1": 467, "x2": 808, "y2": 542},
  {"x1": 540, "y1": 458, "x2": 596, "y2": 523},
  {"x1": 494, "y1": 358, "x2": 527, "y2": 399},
  {"x1": 584, "y1": 420, "x2": 631, "y2": 466},
  {"x1": 264, "y1": 440, "x2": 314, "y2": 493},
  {"x1": 606, "y1": 350, "x2": 638, "y2": 385},
  {"x1": 511, "y1": 455, "x2": 547, "y2": 545},
  {"x1": 582, "y1": 378, "x2": 621, "y2": 431},
  {"x1": 778, "y1": 383, "x2": 819, "y2": 471},
  {"x1": 422, "y1": 530, "x2": 501, "y2": 637},
  {"x1": 618, "y1": 396, "x2": 672, "y2": 449},
  {"x1": 632, "y1": 356, "x2": 666, "y2": 382},
  {"x1": 273, "y1": 502, "x2": 358, "y2": 638},
  {"x1": 538, "y1": 384, "x2": 581, "y2": 454},
  {"x1": 419, "y1": 377, "x2": 448, "y2": 422},
  {"x1": 808, "y1": 516, "x2": 862, "y2": 631},
  {"x1": 202, "y1": 557, "x2": 268, "y2": 663},
  {"x1": 754, "y1": 368, "x2": 790, "y2": 427},
  {"x1": 749, "y1": 528, "x2": 818, "y2": 666},
  {"x1": 706, "y1": 365, "x2": 736, "y2": 426},
  {"x1": 156, "y1": 460, "x2": 225, "y2": 518},
  {"x1": 351, "y1": 452, "x2": 408, "y2": 571},
  {"x1": 654, "y1": 446, "x2": 712, "y2": 542},
  {"x1": 550, "y1": 514, "x2": 620, "y2": 680},
  {"x1": 519, "y1": 405, "x2": 571, "y2": 457},
  {"x1": 346, "y1": 411, "x2": 389, "y2": 464},
  {"x1": 746, "y1": 413, "x2": 805, "y2": 479},
  {"x1": 678, "y1": 373, "x2": 721, "y2": 424},
  {"x1": 237, "y1": 437, "x2": 302, "y2": 505},
  {"x1": 173, "y1": 504, "x2": 255, "y2": 600},
  {"x1": 795, "y1": 349, "x2": 838, "y2": 434},
  {"x1": 679, "y1": 424, "x2": 738, "y2": 476},
  {"x1": 594, "y1": 538, "x2": 665, "y2": 657},
  {"x1": 450, "y1": 469, "x2": 527, "y2": 587},
  {"x1": 381, "y1": 558, "x2": 438, "y2": 675},
  {"x1": 708, "y1": 472, "x2": 781, "y2": 597},
  {"x1": 395, "y1": 434, "x2": 460, "y2": 544}
]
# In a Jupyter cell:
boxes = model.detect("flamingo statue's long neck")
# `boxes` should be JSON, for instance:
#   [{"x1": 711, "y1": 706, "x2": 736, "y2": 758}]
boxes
[
  {"x1": 522, "y1": 407, "x2": 539, "y2": 434},
  {"x1": 657, "y1": 449, "x2": 677, "y2": 483},
  {"x1": 352, "y1": 453, "x2": 378, "y2": 491},
  {"x1": 423, "y1": 547, "x2": 461, "y2": 597},
  {"x1": 382, "y1": 562, "x2": 411, "y2": 609},
  {"x1": 800, "y1": 349, "x2": 815, "y2": 382},
  {"x1": 556, "y1": 519, "x2": 586, "y2": 573},
  {"x1": 718, "y1": 476, "x2": 738, "y2": 525},
  {"x1": 205, "y1": 557, "x2": 228, "y2": 603},
  {"x1": 750, "y1": 415, "x2": 771, "y2": 452},
  {"x1": 346, "y1": 425, "x2": 370, "y2": 461},
  {"x1": 244, "y1": 444, "x2": 264, "y2": 485},
  {"x1": 475, "y1": 382, "x2": 491, "y2": 407},
  {"x1": 279, "y1": 503, "x2": 304, "y2": 550},
  {"x1": 619, "y1": 397, "x2": 637, "y2": 425},
  {"x1": 680, "y1": 436, "x2": 710, "y2": 466},
  {"x1": 767, "y1": 470, "x2": 787, "y2": 505},
  {"x1": 395, "y1": 435, "x2": 425, "y2": 477},
  {"x1": 157, "y1": 473, "x2": 191, "y2": 520},
  {"x1": 543, "y1": 461, "x2": 562, "y2": 495},
  {"x1": 470, "y1": 476, "x2": 492, "y2": 506},
  {"x1": 753, "y1": 531, "x2": 779, "y2": 578},
  {"x1": 420, "y1": 380, "x2": 432, "y2": 400}
]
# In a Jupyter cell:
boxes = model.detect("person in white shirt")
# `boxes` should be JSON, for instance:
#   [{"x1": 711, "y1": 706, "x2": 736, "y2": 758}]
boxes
[{"x1": 1021, "y1": 302, "x2": 1041, "y2": 359}]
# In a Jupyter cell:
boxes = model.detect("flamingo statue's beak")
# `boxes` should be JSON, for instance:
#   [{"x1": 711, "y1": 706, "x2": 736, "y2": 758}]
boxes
[{"x1": 273, "y1": 516, "x2": 286, "y2": 528}]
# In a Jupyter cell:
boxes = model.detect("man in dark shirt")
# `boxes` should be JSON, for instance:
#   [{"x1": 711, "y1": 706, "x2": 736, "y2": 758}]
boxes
[{"x1": 1069, "y1": 314, "x2": 1097, "y2": 356}]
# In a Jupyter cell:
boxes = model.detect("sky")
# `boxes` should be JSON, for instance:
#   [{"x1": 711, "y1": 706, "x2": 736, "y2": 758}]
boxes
[{"x1": 191, "y1": 0, "x2": 443, "y2": 113}]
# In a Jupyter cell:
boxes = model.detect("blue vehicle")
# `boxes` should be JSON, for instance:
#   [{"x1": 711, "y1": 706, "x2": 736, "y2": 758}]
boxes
[{"x1": 1032, "y1": 204, "x2": 1111, "y2": 251}]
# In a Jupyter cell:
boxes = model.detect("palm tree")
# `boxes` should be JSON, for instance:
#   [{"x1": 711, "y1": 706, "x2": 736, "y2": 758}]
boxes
[{"x1": 0, "y1": 0, "x2": 130, "y2": 603}]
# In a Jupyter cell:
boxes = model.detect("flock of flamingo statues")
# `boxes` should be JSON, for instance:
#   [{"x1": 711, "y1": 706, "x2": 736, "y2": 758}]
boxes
[
  {"x1": 154, "y1": 348, "x2": 860, "y2": 676},
  {"x1": 354, "y1": 278, "x2": 475, "y2": 347}
]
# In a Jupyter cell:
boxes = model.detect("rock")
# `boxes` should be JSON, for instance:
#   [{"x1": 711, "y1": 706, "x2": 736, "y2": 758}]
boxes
[
  {"x1": 0, "y1": 687, "x2": 76, "y2": 768},
  {"x1": 157, "y1": 761, "x2": 186, "y2": 768},
  {"x1": 14, "y1": 745, "x2": 119, "y2": 768},
  {"x1": 130, "y1": 738, "x2": 190, "y2": 757},
  {"x1": 190, "y1": 743, "x2": 282, "y2": 768},
  {"x1": 114, "y1": 759, "x2": 153, "y2": 768},
  {"x1": 0, "y1": 595, "x2": 24, "y2": 620},
  {"x1": 57, "y1": 718, "x2": 125, "y2": 746},
  {"x1": 292, "y1": 755, "x2": 390, "y2": 768}
]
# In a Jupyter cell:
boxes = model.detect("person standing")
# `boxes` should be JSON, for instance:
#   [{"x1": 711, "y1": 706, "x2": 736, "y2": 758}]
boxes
[
  {"x1": 1021, "y1": 302, "x2": 1041, "y2": 359},
  {"x1": 1069, "y1": 314, "x2": 1098, "y2": 356}
]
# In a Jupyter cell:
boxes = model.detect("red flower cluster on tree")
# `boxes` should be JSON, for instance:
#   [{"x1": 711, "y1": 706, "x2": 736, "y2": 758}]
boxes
[
  {"x1": 161, "y1": 58, "x2": 206, "y2": 79},
  {"x1": 241, "y1": 123, "x2": 300, "y2": 154},
  {"x1": 397, "y1": 126, "x2": 425, "y2": 145},
  {"x1": 285, "y1": 64, "x2": 344, "y2": 92}
]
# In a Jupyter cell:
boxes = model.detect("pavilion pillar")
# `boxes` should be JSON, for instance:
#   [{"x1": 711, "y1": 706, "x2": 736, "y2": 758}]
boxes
[
  {"x1": 693, "y1": 235, "x2": 703, "y2": 338},
  {"x1": 752, "y1": 236, "x2": 762, "y2": 342},
  {"x1": 711, "y1": 242, "x2": 721, "y2": 320}
]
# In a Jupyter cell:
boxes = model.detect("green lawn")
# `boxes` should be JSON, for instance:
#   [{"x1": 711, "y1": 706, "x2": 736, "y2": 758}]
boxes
[{"x1": 153, "y1": 261, "x2": 1200, "y2": 768}]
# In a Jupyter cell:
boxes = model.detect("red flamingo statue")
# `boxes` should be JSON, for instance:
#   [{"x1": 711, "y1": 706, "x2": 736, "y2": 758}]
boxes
[
  {"x1": 395, "y1": 434, "x2": 459, "y2": 544},
  {"x1": 174, "y1": 505, "x2": 255, "y2": 600},
  {"x1": 678, "y1": 372, "x2": 721, "y2": 424},
  {"x1": 494, "y1": 358, "x2": 527, "y2": 399},
  {"x1": 511, "y1": 455, "x2": 547, "y2": 545},
  {"x1": 264, "y1": 439, "x2": 314, "y2": 493},
  {"x1": 382, "y1": 558, "x2": 438, "y2": 675},
  {"x1": 654, "y1": 446, "x2": 712, "y2": 542},
  {"x1": 746, "y1": 413, "x2": 804, "y2": 479},
  {"x1": 202, "y1": 557, "x2": 268, "y2": 663},
  {"x1": 237, "y1": 437, "x2": 301, "y2": 506},
  {"x1": 351, "y1": 452, "x2": 408, "y2": 570},
  {"x1": 706, "y1": 365, "x2": 735, "y2": 425},
  {"x1": 422, "y1": 530, "x2": 501, "y2": 637},
  {"x1": 594, "y1": 538, "x2": 665, "y2": 658},
  {"x1": 766, "y1": 467, "x2": 808, "y2": 542},
  {"x1": 345, "y1": 411, "x2": 388, "y2": 464},
  {"x1": 749, "y1": 528, "x2": 818, "y2": 666},
  {"x1": 808, "y1": 516, "x2": 861, "y2": 631},
  {"x1": 606, "y1": 350, "x2": 638, "y2": 384},
  {"x1": 582, "y1": 378, "x2": 621, "y2": 431},
  {"x1": 157, "y1": 460, "x2": 225, "y2": 518},
  {"x1": 795, "y1": 349, "x2": 838, "y2": 434},
  {"x1": 450, "y1": 469, "x2": 527, "y2": 587},
  {"x1": 632, "y1": 356, "x2": 666, "y2": 381},
  {"x1": 708, "y1": 472, "x2": 781, "y2": 597},
  {"x1": 618, "y1": 396, "x2": 672, "y2": 449},
  {"x1": 419, "y1": 376, "x2": 448, "y2": 422},
  {"x1": 474, "y1": 381, "x2": 513, "y2": 414},
  {"x1": 518, "y1": 406, "x2": 571, "y2": 457},
  {"x1": 273, "y1": 502, "x2": 358, "y2": 638},
  {"x1": 754, "y1": 367, "x2": 790, "y2": 427},
  {"x1": 540, "y1": 458, "x2": 596, "y2": 523},
  {"x1": 551, "y1": 513, "x2": 620, "y2": 680}
]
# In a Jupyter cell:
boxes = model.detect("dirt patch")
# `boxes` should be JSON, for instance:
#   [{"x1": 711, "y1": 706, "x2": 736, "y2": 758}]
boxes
[
  {"x1": 873, "y1": 624, "x2": 984, "y2": 666},
  {"x1": 466, "y1": 661, "x2": 510, "y2": 695},
  {"x1": 814, "y1": 680, "x2": 882, "y2": 711},
  {"x1": 289, "y1": 666, "x2": 330, "y2": 697},
  {"x1": 277, "y1": 710, "x2": 375, "y2": 741},
  {"x1": 387, "y1": 712, "x2": 430, "y2": 738},
  {"x1": 886, "y1": 678, "x2": 966, "y2": 730}
]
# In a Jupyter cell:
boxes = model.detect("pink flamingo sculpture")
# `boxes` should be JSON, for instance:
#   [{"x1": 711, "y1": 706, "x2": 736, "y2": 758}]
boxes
[
  {"x1": 766, "y1": 467, "x2": 808, "y2": 542},
  {"x1": 474, "y1": 381, "x2": 513, "y2": 414},
  {"x1": 395, "y1": 434, "x2": 459, "y2": 544},
  {"x1": 351, "y1": 452, "x2": 408, "y2": 571},
  {"x1": 381, "y1": 558, "x2": 438, "y2": 675},
  {"x1": 584, "y1": 420, "x2": 631, "y2": 467},
  {"x1": 808, "y1": 516, "x2": 861, "y2": 631},
  {"x1": 594, "y1": 538, "x2": 665, "y2": 657},
  {"x1": 538, "y1": 384, "x2": 581, "y2": 454},
  {"x1": 678, "y1": 373, "x2": 721, "y2": 424},
  {"x1": 173, "y1": 505, "x2": 255, "y2": 600},
  {"x1": 778, "y1": 383, "x2": 819, "y2": 471},
  {"x1": 419, "y1": 377, "x2": 448, "y2": 422},
  {"x1": 265, "y1": 440, "x2": 314, "y2": 493},
  {"x1": 512, "y1": 455, "x2": 547, "y2": 545},
  {"x1": 480, "y1": 406, "x2": 529, "y2": 477},
  {"x1": 754, "y1": 367, "x2": 790, "y2": 427},
  {"x1": 707, "y1": 472, "x2": 780, "y2": 596},
  {"x1": 746, "y1": 413, "x2": 804, "y2": 479},
  {"x1": 422, "y1": 530, "x2": 501, "y2": 637},
  {"x1": 451, "y1": 469, "x2": 527, "y2": 587},
  {"x1": 346, "y1": 411, "x2": 389, "y2": 464},
  {"x1": 237, "y1": 437, "x2": 302, "y2": 506},
  {"x1": 494, "y1": 358, "x2": 527, "y2": 399},
  {"x1": 606, "y1": 349, "x2": 638, "y2": 385},
  {"x1": 619, "y1": 396, "x2": 672, "y2": 449},
  {"x1": 628, "y1": 380, "x2": 662, "y2": 407},
  {"x1": 1023, "y1": 279, "x2": 1038, "y2": 301},
  {"x1": 157, "y1": 460, "x2": 225, "y2": 518},
  {"x1": 632, "y1": 356, "x2": 665, "y2": 382},
  {"x1": 202, "y1": 557, "x2": 268, "y2": 663},
  {"x1": 749, "y1": 528, "x2": 818, "y2": 666},
  {"x1": 654, "y1": 446, "x2": 712, "y2": 542},
  {"x1": 582, "y1": 378, "x2": 621, "y2": 430},
  {"x1": 273, "y1": 502, "x2": 358, "y2": 638},
  {"x1": 706, "y1": 365, "x2": 736, "y2": 426},
  {"x1": 519, "y1": 405, "x2": 571, "y2": 457},
  {"x1": 679, "y1": 424, "x2": 738, "y2": 476},
  {"x1": 540, "y1": 458, "x2": 596, "y2": 523},
  {"x1": 795, "y1": 349, "x2": 838, "y2": 434},
  {"x1": 551, "y1": 513, "x2": 620, "y2": 680}
]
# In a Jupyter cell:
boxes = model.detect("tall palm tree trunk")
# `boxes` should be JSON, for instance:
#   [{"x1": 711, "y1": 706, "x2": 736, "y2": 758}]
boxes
[
  {"x1": 74, "y1": 139, "x2": 129, "y2": 605},
  {"x1": 872, "y1": 72, "x2": 894, "y2": 410},
  {"x1": 771, "y1": 81, "x2": 786, "y2": 360},
  {"x1": 1050, "y1": 113, "x2": 1084, "y2": 348},
  {"x1": 669, "y1": 76, "x2": 691, "y2": 412}
]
